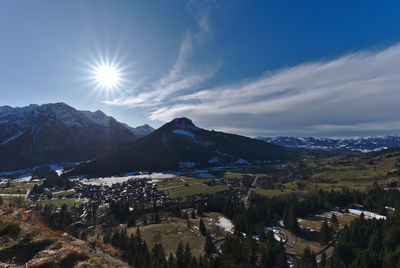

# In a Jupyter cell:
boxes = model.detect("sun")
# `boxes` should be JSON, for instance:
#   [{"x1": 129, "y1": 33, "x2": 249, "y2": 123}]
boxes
[
  {"x1": 83, "y1": 52, "x2": 129, "y2": 98},
  {"x1": 94, "y1": 64, "x2": 122, "y2": 90}
]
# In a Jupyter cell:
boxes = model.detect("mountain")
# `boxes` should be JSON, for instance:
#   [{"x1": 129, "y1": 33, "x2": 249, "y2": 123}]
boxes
[
  {"x1": 123, "y1": 123, "x2": 155, "y2": 137},
  {"x1": 68, "y1": 117, "x2": 299, "y2": 176},
  {"x1": 0, "y1": 103, "x2": 139, "y2": 171},
  {"x1": 257, "y1": 136, "x2": 400, "y2": 152}
]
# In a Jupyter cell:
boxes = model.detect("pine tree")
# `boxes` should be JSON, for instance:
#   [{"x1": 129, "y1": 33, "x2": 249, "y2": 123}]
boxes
[
  {"x1": 184, "y1": 243, "x2": 192, "y2": 266},
  {"x1": 151, "y1": 242, "x2": 166, "y2": 267},
  {"x1": 319, "y1": 221, "x2": 333, "y2": 246},
  {"x1": 287, "y1": 205, "x2": 300, "y2": 235},
  {"x1": 167, "y1": 252, "x2": 176, "y2": 268},
  {"x1": 204, "y1": 234, "x2": 213, "y2": 255},
  {"x1": 331, "y1": 213, "x2": 339, "y2": 228},
  {"x1": 176, "y1": 241, "x2": 185, "y2": 268},
  {"x1": 199, "y1": 218, "x2": 207, "y2": 236},
  {"x1": 191, "y1": 209, "x2": 196, "y2": 219},
  {"x1": 297, "y1": 247, "x2": 317, "y2": 268}
]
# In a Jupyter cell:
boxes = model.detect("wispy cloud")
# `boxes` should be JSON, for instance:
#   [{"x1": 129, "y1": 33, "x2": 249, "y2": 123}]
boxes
[
  {"x1": 105, "y1": 0, "x2": 219, "y2": 108},
  {"x1": 147, "y1": 43, "x2": 400, "y2": 136},
  {"x1": 104, "y1": 1, "x2": 400, "y2": 137}
]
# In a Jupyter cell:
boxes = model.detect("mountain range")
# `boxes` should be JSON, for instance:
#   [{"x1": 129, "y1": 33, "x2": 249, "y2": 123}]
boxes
[
  {"x1": 0, "y1": 103, "x2": 153, "y2": 171},
  {"x1": 68, "y1": 118, "x2": 298, "y2": 176},
  {"x1": 257, "y1": 136, "x2": 400, "y2": 152}
]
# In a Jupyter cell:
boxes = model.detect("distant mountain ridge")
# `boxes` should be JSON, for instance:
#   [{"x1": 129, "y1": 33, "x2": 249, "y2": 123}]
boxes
[
  {"x1": 123, "y1": 123, "x2": 154, "y2": 137},
  {"x1": 0, "y1": 103, "x2": 153, "y2": 171},
  {"x1": 257, "y1": 136, "x2": 400, "y2": 152},
  {"x1": 69, "y1": 117, "x2": 299, "y2": 176}
]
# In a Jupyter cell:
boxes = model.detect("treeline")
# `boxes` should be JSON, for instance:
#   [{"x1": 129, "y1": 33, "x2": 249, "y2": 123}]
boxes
[
  {"x1": 202, "y1": 189, "x2": 354, "y2": 235},
  {"x1": 40, "y1": 203, "x2": 73, "y2": 229},
  {"x1": 329, "y1": 211, "x2": 400, "y2": 267},
  {"x1": 204, "y1": 184, "x2": 400, "y2": 236},
  {"x1": 103, "y1": 227, "x2": 287, "y2": 268}
]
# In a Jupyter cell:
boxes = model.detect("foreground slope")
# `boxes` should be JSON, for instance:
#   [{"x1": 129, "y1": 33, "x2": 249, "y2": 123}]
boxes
[
  {"x1": 0, "y1": 205, "x2": 127, "y2": 268},
  {"x1": 69, "y1": 118, "x2": 299, "y2": 176},
  {"x1": 0, "y1": 103, "x2": 138, "y2": 171}
]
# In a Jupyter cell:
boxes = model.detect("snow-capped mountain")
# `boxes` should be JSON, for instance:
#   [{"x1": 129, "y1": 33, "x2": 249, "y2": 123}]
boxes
[
  {"x1": 123, "y1": 123, "x2": 155, "y2": 137},
  {"x1": 257, "y1": 136, "x2": 400, "y2": 152},
  {"x1": 0, "y1": 103, "x2": 149, "y2": 171},
  {"x1": 69, "y1": 117, "x2": 298, "y2": 176}
]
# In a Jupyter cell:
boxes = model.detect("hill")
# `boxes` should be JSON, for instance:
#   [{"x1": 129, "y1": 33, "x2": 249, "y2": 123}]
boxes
[{"x1": 68, "y1": 117, "x2": 299, "y2": 176}]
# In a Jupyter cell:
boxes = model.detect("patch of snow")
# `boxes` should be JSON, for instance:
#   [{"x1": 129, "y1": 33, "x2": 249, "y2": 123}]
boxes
[
  {"x1": 82, "y1": 172, "x2": 176, "y2": 186},
  {"x1": 216, "y1": 216, "x2": 234, "y2": 234},
  {"x1": 172, "y1": 129, "x2": 196, "y2": 138},
  {"x1": 1, "y1": 131, "x2": 24, "y2": 145},
  {"x1": 236, "y1": 158, "x2": 250, "y2": 165},
  {"x1": 349, "y1": 208, "x2": 386, "y2": 220}
]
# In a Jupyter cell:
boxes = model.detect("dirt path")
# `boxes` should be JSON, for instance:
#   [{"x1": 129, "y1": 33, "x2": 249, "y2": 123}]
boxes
[{"x1": 70, "y1": 238, "x2": 129, "y2": 268}]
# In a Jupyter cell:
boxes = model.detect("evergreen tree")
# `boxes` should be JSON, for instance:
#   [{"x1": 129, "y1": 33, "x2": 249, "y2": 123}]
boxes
[
  {"x1": 204, "y1": 234, "x2": 213, "y2": 255},
  {"x1": 199, "y1": 218, "x2": 207, "y2": 236},
  {"x1": 319, "y1": 221, "x2": 333, "y2": 246},
  {"x1": 297, "y1": 247, "x2": 317, "y2": 268},
  {"x1": 287, "y1": 205, "x2": 300, "y2": 235},
  {"x1": 191, "y1": 209, "x2": 196, "y2": 219},
  {"x1": 184, "y1": 243, "x2": 192, "y2": 266},
  {"x1": 330, "y1": 213, "x2": 339, "y2": 228},
  {"x1": 151, "y1": 242, "x2": 166, "y2": 267},
  {"x1": 167, "y1": 252, "x2": 176, "y2": 268},
  {"x1": 176, "y1": 241, "x2": 185, "y2": 268}
]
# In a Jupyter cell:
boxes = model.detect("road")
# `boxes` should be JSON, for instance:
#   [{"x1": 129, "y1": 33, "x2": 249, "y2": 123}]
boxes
[
  {"x1": 244, "y1": 176, "x2": 259, "y2": 206},
  {"x1": 315, "y1": 228, "x2": 344, "y2": 261},
  {"x1": 277, "y1": 227, "x2": 295, "y2": 248}
]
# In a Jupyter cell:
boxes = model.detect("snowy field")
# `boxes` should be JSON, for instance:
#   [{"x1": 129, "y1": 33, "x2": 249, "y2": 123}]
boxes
[
  {"x1": 216, "y1": 216, "x2": 234, "y2": 234},
  {"x1": 80, "y1": 172, "x2": 177, "y2": 186}
]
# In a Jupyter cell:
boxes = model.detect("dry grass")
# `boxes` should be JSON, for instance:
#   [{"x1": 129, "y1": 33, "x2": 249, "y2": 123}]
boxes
[
  {"x1": 0, "y1": 204, "x2": 122, "y2": 268},
  {"x1": 127, "y1": 212, "x2": 231, "y2": 258},
  {"x1": 288, "y1": 213, "x2": 358, "y2": 256},
  {"x1": 286, "y1": 234, "x2": 321, "y2": 256}
]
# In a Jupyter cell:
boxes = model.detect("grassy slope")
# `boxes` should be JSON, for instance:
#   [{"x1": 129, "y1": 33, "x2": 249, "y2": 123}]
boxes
[
  {"x1": 256, "y1": 150, "x2": 400, "y2": 197},
  {"x1": 0, "y1": 205, "x2": 118, "y2": 267},
  {"x1": 127, "y1": 212, "x2": 231, "y2": 258}
]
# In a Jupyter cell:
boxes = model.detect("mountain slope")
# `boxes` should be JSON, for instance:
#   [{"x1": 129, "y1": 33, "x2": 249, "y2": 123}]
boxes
[
  {"x1": 258, "y1": 136, "x2": 400, "y2": 152},
  {"x1": 0, "y1": 103, "x2": 138, "y2": 171},
  {"x1": 69, "y1": 118, "x2": 299, "y2": 176},
  {"x1": 123, "y1": 123, "x2": 154, "y2": 137}
]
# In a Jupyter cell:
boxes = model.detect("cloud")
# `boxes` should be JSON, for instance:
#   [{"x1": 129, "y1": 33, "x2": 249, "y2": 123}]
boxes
[
  {"x1": 146, "y1": 43, "x2": 400, "y2": 136},
  {"x1": 105, "y1": 0, "x2": 218, "y2": 108}
]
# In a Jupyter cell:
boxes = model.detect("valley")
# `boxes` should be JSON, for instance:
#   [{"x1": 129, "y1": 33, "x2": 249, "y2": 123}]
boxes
[{"x1": 1, "y1": 144, "x2": 400, "y2": 267}]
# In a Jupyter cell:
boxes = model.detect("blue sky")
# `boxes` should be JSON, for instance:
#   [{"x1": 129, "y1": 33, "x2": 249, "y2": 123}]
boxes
[{"x1": 1, "y1": 1, "x2": 400, "y2": 137}]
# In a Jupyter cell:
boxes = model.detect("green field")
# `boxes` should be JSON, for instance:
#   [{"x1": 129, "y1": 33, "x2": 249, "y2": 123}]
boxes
[
  {"x1": 157, "y1": 177, "x2": 229, "y2": 198},
  {"x1": 224, "y1": 172, "x2": 245, "y2": 179},
  {"x1": 255, "y1": 151, "x2": 400, "y2": 197},
  {"x1": 0, "y1": 182, "x2": 36, "y2": 194},
  {"x1": 52, "y1": 189, "x2": 77, "y2": 198},
  {"x1": 311, "y1": 169, "x2": 386, "y2": 182},
  {"x1": 35, "y1": 198, "x2": 83, "y2": 208}
]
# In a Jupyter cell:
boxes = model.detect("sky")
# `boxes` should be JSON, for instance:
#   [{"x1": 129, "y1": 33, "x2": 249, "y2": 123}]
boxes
[{"x1": 1, "y1": 1, "x2": 400, "y2": 137}]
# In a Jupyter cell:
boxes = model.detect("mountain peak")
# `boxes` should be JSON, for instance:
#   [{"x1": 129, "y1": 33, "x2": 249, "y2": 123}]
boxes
[{"x1": 169, "y1": 117, "x2": 198, "y2": 130}]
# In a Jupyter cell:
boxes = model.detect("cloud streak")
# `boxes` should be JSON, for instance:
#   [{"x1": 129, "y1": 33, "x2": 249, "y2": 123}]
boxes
[
  {"x1": 148, "y1": 43, "x2": 400, "y2": 136},
  {"x1": 105, "y1": 1, "x2": 218, "y2": 108},
  {"x1": 105, "y1": 8, "x2": 400, "y2": 137}
]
